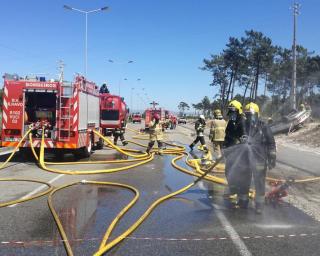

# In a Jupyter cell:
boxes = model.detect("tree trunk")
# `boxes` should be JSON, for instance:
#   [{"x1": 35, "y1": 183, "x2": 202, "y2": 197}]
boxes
[
  {"x1": 230, "y1": 71, "x2": 237, "y2": 99},
  {"x1": 242, "y1": 82, "x2": 249, "y2": 106},
  {"x1": 254, "y1": 62, "x2": 260, "y2": 101},
  {"x1": 225, "y1": 71, "x2": 234, "y2": 107}
]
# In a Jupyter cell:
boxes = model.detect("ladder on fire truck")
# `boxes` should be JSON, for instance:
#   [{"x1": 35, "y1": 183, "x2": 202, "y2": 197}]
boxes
[{"x1": 58, "y1": 82, "x2": 73, "y2": 142}]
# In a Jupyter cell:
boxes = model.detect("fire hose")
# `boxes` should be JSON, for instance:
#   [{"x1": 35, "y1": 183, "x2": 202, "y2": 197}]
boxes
[{"x1": 2, "y1": 126, "x2": 320, "y2": 255}]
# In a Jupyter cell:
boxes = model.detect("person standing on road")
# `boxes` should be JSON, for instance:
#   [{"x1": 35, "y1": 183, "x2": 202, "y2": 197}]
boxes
[
  {"x1": 240, "y1": 102, "x2": 276, "y2": 214},
  {"x1": 189, "y1": 115, "x2": 208, "y2": 152},
  {"x1": 223, "y1": 100, "x2": 246, "y2": 208},
  {"x1": 209, "y1": 109, "x2": 226, "y2": 159},
  {"x1": 113, "y1": 121, "x2": 128, "y2": 146},
  {"x1": 146, "y1": 114, "x2": 164, "y2": 154}
]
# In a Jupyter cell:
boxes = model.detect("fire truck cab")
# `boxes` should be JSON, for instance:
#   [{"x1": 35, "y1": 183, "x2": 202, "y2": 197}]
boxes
[
  {"x1": 100, "y1": 93, "x2": 128, "y2": 136},
  {"x1": 1, "y1": 75, "x2": 102, "y2": 158}
]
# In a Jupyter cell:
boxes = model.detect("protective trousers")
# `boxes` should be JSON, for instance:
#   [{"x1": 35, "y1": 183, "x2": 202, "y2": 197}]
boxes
[
  {"x1": 225, "y1": 153, "x2": 266, "y2": 204},
  {"x1": 146, "y1": 140, "x2": 163, "y2": 154},
  {"x1": 190, "y1": 136, "x2": 208, "y2": 151},
  {"x1": 212, "y1": 141, "x2": 223, "y2": 158},
  {"x1": 114, "y1": 133, "x2": 126, "y2": 145}
]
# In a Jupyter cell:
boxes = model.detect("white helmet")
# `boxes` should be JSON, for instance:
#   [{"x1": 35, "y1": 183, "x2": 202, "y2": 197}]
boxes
[{"x1": 199, "y1": 114, "x2": 205, "y2": 120}]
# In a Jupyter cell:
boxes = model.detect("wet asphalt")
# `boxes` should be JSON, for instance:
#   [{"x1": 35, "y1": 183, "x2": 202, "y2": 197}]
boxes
[{"x1": 0, "y1": 124, "x2": 319, "y2": 255}]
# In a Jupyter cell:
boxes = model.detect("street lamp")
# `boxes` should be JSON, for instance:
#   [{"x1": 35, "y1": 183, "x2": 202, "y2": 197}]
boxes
[
  {"x1": 130, "y1": 87, "x2": 135, "y2": 113},
  {"x1": 107, "y1": 59, "x2": 134, "y2": 95},
  {"x1": 64, "y1": 5, "x2": 109, "y2": 78}
]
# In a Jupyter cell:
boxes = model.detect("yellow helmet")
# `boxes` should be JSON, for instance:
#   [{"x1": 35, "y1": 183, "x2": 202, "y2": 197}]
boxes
[
  {"x1": 228, "y1": 100, "x2": 243, "y2": 114},
  {"x1": 244, "y1": 102, "x2": 260, "y2": 116},
  {"x1": 214, "y1": 109, "x2": 222, "y2": 117}
]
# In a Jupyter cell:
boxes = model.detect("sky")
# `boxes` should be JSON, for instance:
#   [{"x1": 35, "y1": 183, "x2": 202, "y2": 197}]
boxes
[{"x1": 0, "y1": 0, "x2": 320, "y2": 112}]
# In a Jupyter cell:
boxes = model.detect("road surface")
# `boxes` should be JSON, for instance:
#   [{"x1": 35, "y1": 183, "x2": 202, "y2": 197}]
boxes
[{"x1": 0, "y1": 123, "x2": 319, "y2": 255}]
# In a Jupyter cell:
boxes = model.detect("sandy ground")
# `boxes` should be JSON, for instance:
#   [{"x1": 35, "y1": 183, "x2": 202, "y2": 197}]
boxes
[{"x1": 276, "y1": 121, "x2": 320, "y2": 153}]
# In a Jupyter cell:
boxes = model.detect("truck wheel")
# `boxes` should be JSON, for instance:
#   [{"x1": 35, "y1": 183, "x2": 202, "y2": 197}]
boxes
[
  {"x1": 54, "y1": 150, "x2": 65, "y2": 161},
  {"x1": 19, "y1": 148, "x2": 36, "y2": 162},
  {"x1": 77, "y1": 134, "x2": 93, "y2": 158}
]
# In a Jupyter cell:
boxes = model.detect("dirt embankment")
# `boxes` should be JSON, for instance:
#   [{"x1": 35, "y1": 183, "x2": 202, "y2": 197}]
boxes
[{"x1": 276, "y1": 121, "x2": 320, "y2": 151}]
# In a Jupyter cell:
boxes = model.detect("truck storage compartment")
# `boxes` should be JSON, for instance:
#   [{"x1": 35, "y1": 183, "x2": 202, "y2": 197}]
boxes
[{"x1": 25, "y1": 91, "x2": 56, "y2": 138}]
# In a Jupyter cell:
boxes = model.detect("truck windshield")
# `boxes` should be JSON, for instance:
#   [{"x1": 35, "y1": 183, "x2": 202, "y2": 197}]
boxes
[{"x1": 101, "y1": 110, "x2": 119, "y2": 120}]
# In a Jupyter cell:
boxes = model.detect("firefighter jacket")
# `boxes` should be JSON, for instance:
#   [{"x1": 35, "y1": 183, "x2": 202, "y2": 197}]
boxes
[
  {"x1": 224, "y1": 115, "x2": 245, "y2": 148},
  {"x1": 195, "y1": 119, "x2": 206, "y2": 137},
  {"x1": 149, "y1": 120, "x2": 164, "y2": 141},
  {"x1": 243, "y1": 120, "x2": 276, "y2": 164},
  {"x1": 209, "y1": 118, "x2": 227, "y2": 142}
]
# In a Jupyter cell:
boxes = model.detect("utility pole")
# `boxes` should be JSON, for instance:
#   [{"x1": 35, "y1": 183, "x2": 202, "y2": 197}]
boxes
[
  {"x1": 150, "y1": 101, "x2": 159, "y2": 110},
  {"x1": 58, "y1": 60, "x2": 65, "y2": 83},
  {"x1": 291, "y1": 1, "x2": 300, "y2": 110}
]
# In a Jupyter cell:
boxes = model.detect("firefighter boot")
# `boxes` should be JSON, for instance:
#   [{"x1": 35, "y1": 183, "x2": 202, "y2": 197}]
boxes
[
  {"x1": 122, "y1": 140, "x2": 128, "y2": 146},
  {"x1": 238, "y1": 199, "x2": 249, "y2": 209},
  {"x1": 255, "y1": 202, "x2": 264, "y2": 215},
  {"x1": 189, "y1": 143, "x2": 194, "y2": 151},
  {"x1": 146, "y1": 141, "x2": 154, "y2": 154},
  {"x1": 223, "y1": 194, "x2": 237, "y2": 209}
]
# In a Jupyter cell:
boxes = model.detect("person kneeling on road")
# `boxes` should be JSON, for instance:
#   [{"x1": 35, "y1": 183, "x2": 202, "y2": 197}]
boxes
[
  {"x1": 189, "y1": 115, "x2": 208, "y2": 152},
  {"x1": 146, "y1": 114, "x2": 164, "y2": 154}
]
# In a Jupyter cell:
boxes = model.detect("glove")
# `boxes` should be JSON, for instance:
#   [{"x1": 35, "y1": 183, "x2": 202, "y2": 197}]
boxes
[{"x1": 268, "y1": 151, "x2": 276, "y2": 169}]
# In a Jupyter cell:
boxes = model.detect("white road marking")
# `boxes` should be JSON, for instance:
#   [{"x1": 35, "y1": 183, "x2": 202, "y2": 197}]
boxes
[
  {"x1": 8, "y1": 174, "x2": 65, "y2": 207},
  {"x1": 213, "y1": 203, "x2": 252, "y2": 256}
]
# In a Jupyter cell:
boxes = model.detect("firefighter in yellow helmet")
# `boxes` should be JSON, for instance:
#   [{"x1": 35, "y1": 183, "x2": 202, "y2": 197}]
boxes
[
  {"x1": 225, "y1": 102, "x2": 276, "y2": 214},
  {"x1": 209, "y1": 109, "x2": 226, "y2": 159},
  {"x1": 146, "y1": 113, "x2": 164, "y2": 154},
  {"x1": 223, "y1": 100, "x2": 246, "y2": 208}
]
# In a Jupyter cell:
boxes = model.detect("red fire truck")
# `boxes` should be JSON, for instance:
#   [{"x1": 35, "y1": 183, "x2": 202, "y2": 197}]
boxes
[
  {"x1": 144, "y1": 108, "x2": 165, "y2": 128},
  {"x1": 100, "y1": 93, "x2": 128, "y2": 136},
  {"x1": 1, "y1": 75, "x2": 102, "y2": 157}
]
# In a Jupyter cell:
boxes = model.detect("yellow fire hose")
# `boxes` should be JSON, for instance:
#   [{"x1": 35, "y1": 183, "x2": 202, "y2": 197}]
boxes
[
  {"x1": 28, "y1": 130, "x2": 155, "y2": 175},
  {"x1": 2, "y1": 126, "x2": 320, "y2": 256},
  {"x1": 0, "y1": 178, "x2": 53, "y2": 207},
  {"x1": 0, "y1": 129, "x2": 32, "y2": 170},
  {"x1": 48, "y1": 180, "x2": 140, "y2": 256}
]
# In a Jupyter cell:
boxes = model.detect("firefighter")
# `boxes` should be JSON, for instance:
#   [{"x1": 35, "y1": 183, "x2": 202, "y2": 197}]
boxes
[
  {"x1": 223, "y1": 100, "x2": 245, "y2": 208},
  {"x1": 243, "y1": 102, "x2": 276, "y2": 213},
  {"x1": 189, "y1": 115, "x2": 208, "y2": 152},
  {"x1": 209, "y1": 109, "x2": 226, "y2": 159},
  {"x1": 225, "y1": 102, "x2": 277, "y2": 214},
  {"x1": 146, "y1": 114, "x2": 164, "y2": 154},
  {"x1": 99, "y1": 83, "x2": 110, "y2": 94},
  {"x1": 113, "y1": 121, "x2": 128, "y2": 146},
  {"x1": 299, "y1": 103, "x2": 306, "y2": 111}
]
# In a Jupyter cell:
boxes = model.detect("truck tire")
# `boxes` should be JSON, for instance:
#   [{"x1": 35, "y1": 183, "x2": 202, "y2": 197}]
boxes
[
  {"x1": 54, "y1": 150, "x2": 65, "y2": 161},
  {"x1": 76, "y1": 133, "x2": 93, "y2": 158},
  {"x1": 19, "y1": 147, "x2": 36, "y2": 162}
]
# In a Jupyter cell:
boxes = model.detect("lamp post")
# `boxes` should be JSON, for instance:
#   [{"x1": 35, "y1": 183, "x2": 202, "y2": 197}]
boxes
[
  {"x1": 107, "y1": 59, "x2": 134, "y2": 96},
  {"x1": 64, "y1": 5, "x2": 109, "y2": 78}
]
